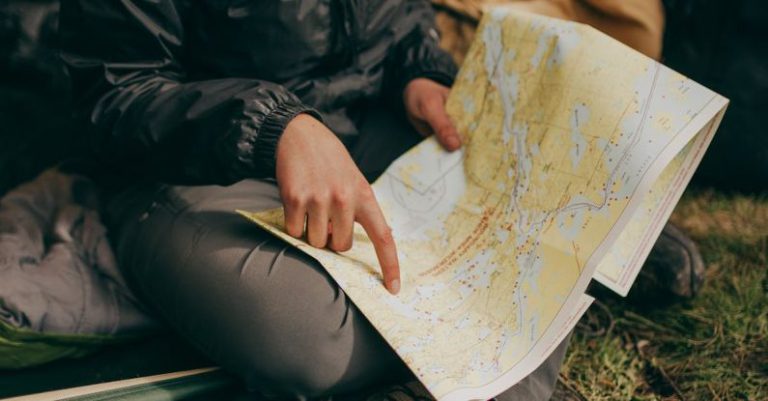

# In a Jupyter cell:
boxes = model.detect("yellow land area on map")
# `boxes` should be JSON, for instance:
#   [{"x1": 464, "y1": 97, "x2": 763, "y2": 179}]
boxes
[{"x1": 240, "y1": 8, "x2": 727, "y2": 401}]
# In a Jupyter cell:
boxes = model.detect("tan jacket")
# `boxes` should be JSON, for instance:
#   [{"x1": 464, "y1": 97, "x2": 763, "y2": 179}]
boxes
[{"x1": 433, "y1": 0, "x2": 665, "y2": 63}]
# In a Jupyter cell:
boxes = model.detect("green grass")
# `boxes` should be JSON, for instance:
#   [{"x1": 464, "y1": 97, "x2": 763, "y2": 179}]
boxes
[{"x1": 559, "y1": 191, "x2": 768, "y2": 401}]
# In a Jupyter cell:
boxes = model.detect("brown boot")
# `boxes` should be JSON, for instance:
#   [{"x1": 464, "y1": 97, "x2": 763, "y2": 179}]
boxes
[{"x1": 630, "y1": 223, "x2": 706, "y2": 303}]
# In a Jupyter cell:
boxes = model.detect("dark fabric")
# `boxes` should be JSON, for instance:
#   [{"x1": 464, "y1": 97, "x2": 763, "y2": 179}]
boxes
[
  {"x1": 0, "y1": 169, "x2": 156, "y2": 338},
  {"x1": 663, "y1": 0, "x2": 768, "y2": 192},
  {"x1": 57, "y1": 0, "x2": 458, "y2": 186},
  {"x1": 0, "y1": 1, "x2": 83, "y2": 197},
  {"x1": 103, "y1": 107, "x2": 568, "y2": 400}
]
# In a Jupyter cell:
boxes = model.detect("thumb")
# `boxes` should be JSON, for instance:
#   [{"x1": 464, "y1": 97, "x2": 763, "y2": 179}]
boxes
[{"x1": 420, "y1": 96, "x2": 461, "y2": 151}]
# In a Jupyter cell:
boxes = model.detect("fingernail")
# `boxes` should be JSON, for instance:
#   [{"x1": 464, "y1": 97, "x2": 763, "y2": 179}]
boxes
[
  {"x1": 447, "y1": 136, "x2": 461, "y2": 150},
  {"x1": 388, "y1": 279, "x2": 401, "y2": 295}
]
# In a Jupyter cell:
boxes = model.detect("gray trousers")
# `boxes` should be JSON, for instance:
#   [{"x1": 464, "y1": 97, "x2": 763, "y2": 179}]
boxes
[{"x1": 104, "y1": 107, "x2": 569, "y2": 400}]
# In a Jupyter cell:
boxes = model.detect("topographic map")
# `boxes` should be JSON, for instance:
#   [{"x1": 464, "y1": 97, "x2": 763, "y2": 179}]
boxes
[{"x1": 240, "y1": 8, "x2": 728, "y2": 401}]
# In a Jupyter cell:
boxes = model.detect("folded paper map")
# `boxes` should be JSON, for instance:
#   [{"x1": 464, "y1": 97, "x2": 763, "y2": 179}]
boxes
[{"x1": 240, "y1": 7, "x2": 728, "y2": 401}]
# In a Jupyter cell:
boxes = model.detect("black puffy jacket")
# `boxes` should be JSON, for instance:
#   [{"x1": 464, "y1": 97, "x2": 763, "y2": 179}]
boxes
[{"x1": 59, "y1": 0, "x2": 457, "y2": 185}]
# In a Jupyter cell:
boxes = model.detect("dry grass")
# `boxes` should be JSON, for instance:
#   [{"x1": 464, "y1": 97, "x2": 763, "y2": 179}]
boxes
[{"x1": 560, "y1": 190, "x2": 768, "y2": 401}]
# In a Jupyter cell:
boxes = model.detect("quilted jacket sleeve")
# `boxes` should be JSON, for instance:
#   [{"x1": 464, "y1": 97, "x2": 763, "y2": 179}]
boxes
[{"x1": 389, "y1": 0, "x2": 459, "y2": 93}]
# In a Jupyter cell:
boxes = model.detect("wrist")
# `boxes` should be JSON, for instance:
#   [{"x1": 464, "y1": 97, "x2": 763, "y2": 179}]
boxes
[
  {"x1": 276, "y1": 113, "x2": 330, "y2": 171},
  {"x1": 255, "y1": 103, "x2": 320, "y2": 177}
]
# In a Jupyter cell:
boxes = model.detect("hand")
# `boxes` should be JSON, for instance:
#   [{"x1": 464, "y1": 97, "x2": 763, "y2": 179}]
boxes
[
  {"x1": 276, "y1": 114, "x2": 401, "y2": 294},
  {"x1": 403, "y1": 78, "x2": 461, "y2": 151}
]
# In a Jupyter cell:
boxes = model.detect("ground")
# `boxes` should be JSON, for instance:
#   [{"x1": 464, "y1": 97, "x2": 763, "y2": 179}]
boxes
[{"x1": 557, "y1": 191, "x2": 768, "y2": 401}]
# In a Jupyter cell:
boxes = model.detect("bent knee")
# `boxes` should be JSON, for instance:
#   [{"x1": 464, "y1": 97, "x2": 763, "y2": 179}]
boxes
[
  {"x1": 234, "y1": 251, "x2": 357, "y2": 398},
  {"x1": 241, "y1": 343, "x2": 351, "y2": 399}
]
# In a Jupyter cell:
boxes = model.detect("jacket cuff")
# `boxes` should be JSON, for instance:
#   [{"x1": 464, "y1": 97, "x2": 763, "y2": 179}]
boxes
[
  {"x1": 253, "y1": 100, "x2": 322, "y2": 177},
  {"x1": 400, "y1": 50, "x2": 458, "y2": 90},
  {"x1": 397, "y1": 25, "x2": 459, "y2": 91}
]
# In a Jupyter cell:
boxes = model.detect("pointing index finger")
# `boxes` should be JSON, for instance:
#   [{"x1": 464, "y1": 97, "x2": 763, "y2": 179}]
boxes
[{"x1": 356, "y1": 195, "x2": 401, "y2": 295}]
